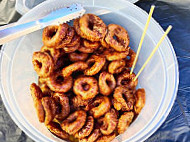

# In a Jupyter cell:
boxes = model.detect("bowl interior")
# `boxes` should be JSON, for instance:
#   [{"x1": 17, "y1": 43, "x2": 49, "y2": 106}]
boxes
[
  {"x1": 0, "y1": 0, "x2": 178, "y2": 142},
  {"x1": 11, "y1": 7, "x2": 165, "y2": 141}
]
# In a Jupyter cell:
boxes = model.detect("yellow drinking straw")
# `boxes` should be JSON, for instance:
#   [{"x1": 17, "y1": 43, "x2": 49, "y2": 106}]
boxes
[
  {"x1": 133, "y1": 25, "x2": 172, "y2": 81},
  {"x1": 130, "y1": 5, "x2": 155, "y2": 74}
]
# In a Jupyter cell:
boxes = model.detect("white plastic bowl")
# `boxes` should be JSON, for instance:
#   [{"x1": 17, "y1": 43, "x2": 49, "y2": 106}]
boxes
[
  {"x1": 0, "y1": 0, "x2": 179, "y2": 142},
  {"x1": 15, "y1": 0, "x2": 139, "y2": 15}
]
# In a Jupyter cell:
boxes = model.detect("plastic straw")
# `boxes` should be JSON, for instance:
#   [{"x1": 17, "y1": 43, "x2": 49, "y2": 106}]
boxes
[
  {"x1": 130, "y1": 5, "x2": 155, "y2": 74},
  {"x1": 133, "y1": 25, "x2": 172, "y2": 81}
]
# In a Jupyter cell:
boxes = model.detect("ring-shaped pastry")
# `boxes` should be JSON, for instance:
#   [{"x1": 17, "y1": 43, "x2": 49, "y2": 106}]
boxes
[
  {"x1": 61, "y1": 110, "x2": 87, "y2": 135},
  {"x1": 105, "y1": 24, "x2": 130, "y2": 52},
  {"x1": 99, "y1": 72, "x2": 116, "y2": 96},
  {"x1": 84, "y1": 55, "x2": 106, "y2": 76},
  {"x1": 46, "y1": 71, "x2": 73, "y2": 93},
  {"x1": 79, "y1": 14, "x2": 107, "y2": 41},
  {"x1": 73, "y1": 76, "x2": 98, "y2": 100},
  {"x1": 42, "y1": 23, "x2": 68, "y2": 47},
  {"x1": 32, "y1": 51, "x2": 54, "y2": 77}
]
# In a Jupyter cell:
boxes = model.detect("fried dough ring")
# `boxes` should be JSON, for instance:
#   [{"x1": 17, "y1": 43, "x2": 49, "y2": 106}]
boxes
[
  {"x1": 38, "y1": 76, "x2": 47, "y2": 84},
  {"x1": 41, "y1": 45, "x2": 63, "y2": 63},
  {"x1": 42, "y1": 24, "x2": 68, "y2": 47},
  {"x1": 62, "y1": 61, "x2": 88, "y2": 77},
  {"x1": 40, "y1": 84, "x2": 52, "y2": 96},
  {"x1": 134, "y1": 88, "x2": 146, "y2": 114},
  {"x1": 99, "y1": 72, "x2": 116, "y2": 96},
  {"x1": 63, "y1": 42, "x2": 80, "y2": 53},
  {"x1": 79, "y1": 129, "x2": 101, "y2": 142},
  {"x1": 94, "y1": 46, "x2": 106, "y2": 56},
  {"x1": 89, "y1": 96, "x2": 111, "y2": 118},
  {"x1": 61, "y1": 110, "x2": 87, "y2": 135},
  {"x1": 84, "y1": 55, "x2": 106, "y2": 76},
  {"x1": 73, "y1": 18, "x2": 86, "y2": 38},
  {"x1": 46, "y1": 122, "x2": 69, "y2": 140},
  {"x1": 113, "y1": 86, "x2": 135, "y2": 111},
  {"x1": 83, "y1": 39, "x2": 100, "y2": 49},
  {"x1": 117, "y1": 72, "x2": 138, "y2": 89},
  {"x1": 126, "y1": 49, "x2": 136, "y2": 67},
  {"x1": 74, "y1": 116, "x2": 94, "y2": 139},
  {"x1": 69, "y1": 51, "x2": 88, "y2": 62},
  {"x1": 54, "y1": 55, "x2": 68, "y2": 70},
  {"x1": 53, "y1": 93, "x2": 70, "y2": 120},
  {"x1": 105, "y1": 24, "x2": 130, "y2": 52},
  {"x1": 73, "y1": 76, "x2": 98, "y2": 100},
  {"x1": 78, "y1": 45, "x2": 97, "y2": 53},
  {"x1": 108, "y1": 60, "x2": 126, "y2": 74},
  {"x1": 32, "y1": 51, "x2": 54, "y2": 77},
  {"x1": 42, "y1": 97, "x2": 57, "y2": 125},
  {"x1": 117, "y1": 112, "x2": 134, "y2": 134},
  {"x1": 57, "y1": 27, "x2": 75, "y2": 48},
  {"x1": 100, "y1": 61, "x2": 109, "y2": 72},
  {"x1": 30, "y1": 83, "x2": 45, "y2": 122},
  {"x1": 46, "y1": 71, "x2": 73, "y2": 93},
  {"x1": 78, "y1": 39, "x2": 100, "y2": 54},
  {"x1": 100, "y1": 34, "x2": 109, "y2": 48},
  {"x1": 96, "y1": 132, "x2": 116, "y2": 142},
  {"x1": 79, "y1": 14, "x2": 107, "y2": 41},
  {"x1": 104, "y1": 49, "x2": 129, "y2": 61},
  {"x1": 100, "y1": 109, "x2": 118, "y2": 135},
  {"x1": 38, "y1": 78, "x2": 53, "y2": 96},
  {"x1": 71, "y1": 95, "x2": 92, "y2": 111},
  {"x1": 67, "y1": 33, "x2": 81, "y2": 47}
]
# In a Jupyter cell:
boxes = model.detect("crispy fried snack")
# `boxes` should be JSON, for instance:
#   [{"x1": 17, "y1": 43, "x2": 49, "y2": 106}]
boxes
[
  {"x1": 30, "y1": 83, "x2": 45, "y2": 122},
  {"x1": 117, "y1": 71, "x2": 138, "y2": 89},
  {"x1": 74, "y1": 116, "x2": 94, "y2": 139},
  {"x1": 53, "y1": 93, "x2": 70, "y2": 120},
  {"x1": 42, "y1": 24, "x2": 68, "y2": 47},
  {"x1": 74, "y1": 18, "x2": 86, "y2": 38},
  {"x1": 108, "y1": 60, "x2": 126, "y2": 74},
  {"x1": 134, "y1": 88, "x2": 146, "y2": 114},
  {"x1": 83, "y1": 39, "x2": 100, "y2": 49},
  {"x1": 79, "y1": 129, "x2": 101, "y2": 142},
  {"x1": 61, "y1": 110, "x2": 87, "y2": 135},
  {"x1": 32, "y1": 51, "x2": 54, "y2": 77},
  {"x1": 57, "y1": 27, "x2": 75, "y2": 48},
  {"x1": 78, "y1": 45, "x2": 97, "y2": 53},
  {"x1": 73, "y1": 76, "x2": 98, "y2": 100},
  {"x1": 69, "y1": 51, "x2": 88, "y2": 62},
  {"x1": 96, "y1": 132, "x2": 116, "y2": 142},
  {"x1": 38, "y1": 79, "x2": 53, "y2": 96},
  {"x1": 117, "y1": 112, "x2": 134, "y2": 134},
  {"x1": 62, "y1": 61, "x2": 88, "y2": 77},
  {"x1": 79, "y1": 14, "x2": 107, "y2": 41},
  {"x1": 84, "y1": 55, "x2": 106, "y2": 76},
  {"x1": 41, "y1": 45, "x2": 64, "y2": 63},
  {"x1": 99, "y1": 109, "x2": 118, "y2": 135},
  {"x1": 46, "y1": 71, "x2": 73, "y2": 93},
  {"x1": 113, "y1": 86, "x2": 135, "y2": 111},
  {"x1": 46, "y1": 122, "x2": 69, "y2": 140},
  {"x1": 105, "y1": 24, "x2": 130, "y2": 52},
  {"x1": 71, "y1": 95, "x2": 92, "y2": 111},
  {"x1": 41, "y1": 97, "x2": 57, "y2": 125},
  {"x1": 63, "y1": 43, "x2": 80, "y2": 53},
  {"x1": 99, "y1": 72, "x2": 116, "y2": 96},
  {"x1": 89, "y1": 96, "x2": 111, "y2": 118},
  {"x1": 104, "y1": 49, "x2": 129, "y2": 61}
]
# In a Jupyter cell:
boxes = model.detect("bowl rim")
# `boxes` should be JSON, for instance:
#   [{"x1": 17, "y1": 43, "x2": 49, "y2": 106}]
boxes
[{"x1": 0, "y1": 0, "x2": 179, "y2": 142}]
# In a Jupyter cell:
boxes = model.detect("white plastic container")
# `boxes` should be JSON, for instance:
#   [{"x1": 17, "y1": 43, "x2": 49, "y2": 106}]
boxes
[
  {"x1": 1, "y1": 0, "x2": 178, "y2": 142},
  {"x1": 15, "y1": 0, "x2": 139, "y2": 15}
]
